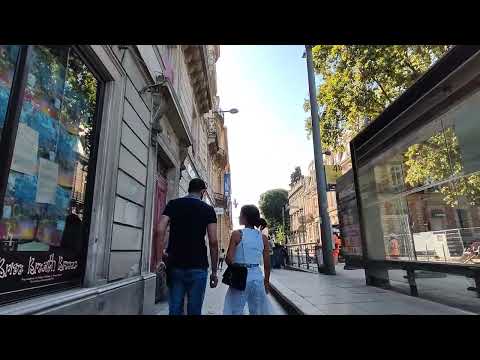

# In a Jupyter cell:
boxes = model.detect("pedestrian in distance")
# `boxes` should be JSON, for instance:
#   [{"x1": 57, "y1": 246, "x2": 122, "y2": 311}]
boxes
[
  {"x1": 332, "y1": 231, "x2": 341, "y2": 265},
  {"x1": 156, "y1": 178, "x2": 219, "y2": 315},
  {"x1": 389, "y1": 234, "x2": 400, "y2": 259},
  {"x1": 219, "y1": 248, "x2": 225, "y2": 270},
  {"x1": 223, "y1": 205, "x2": 273, "y2": 315},
  {"x1": 258, "y1": 218, "x2": 268, "y2": 236}
]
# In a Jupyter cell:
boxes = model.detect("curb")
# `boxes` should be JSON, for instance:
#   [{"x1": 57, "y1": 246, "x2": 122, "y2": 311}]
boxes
[
  {"x1": 269, "y1": 279, "x2": 303, "y2": 315},
  {"x1": 285, "y1": 265, "x2": 318, "y2": 274},
  {"x1": 269, "y1": 277, "x2": 323, "y2": 315}
]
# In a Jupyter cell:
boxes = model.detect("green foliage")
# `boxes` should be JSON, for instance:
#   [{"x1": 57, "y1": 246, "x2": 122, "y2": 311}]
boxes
[
  {"x1": 290, "y1": 166, "x2": 303, "y2": 187},
  {"x1": 403, "y1": 128, "x2": 480, "y2": 207},
  {"x1": 274, "y1": 225, "x2": 286, "y2": 245},
  {"x1": 305, "y1": 45, "x2": 451, "y2": 153},
  {"x1": 259, "y1": 189, "x2": 289, "y2": 232}
]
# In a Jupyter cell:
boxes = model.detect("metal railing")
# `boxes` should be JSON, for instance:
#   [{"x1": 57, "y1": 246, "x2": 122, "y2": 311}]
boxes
[{"x1": 285, "y1": 242, "x2": 320, "y2": 272}]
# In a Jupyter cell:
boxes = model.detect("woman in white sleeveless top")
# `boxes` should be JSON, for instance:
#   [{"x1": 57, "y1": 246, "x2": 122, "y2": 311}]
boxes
[{"x1": 223, "y1": 205, "x2": 273, "y2": 315}]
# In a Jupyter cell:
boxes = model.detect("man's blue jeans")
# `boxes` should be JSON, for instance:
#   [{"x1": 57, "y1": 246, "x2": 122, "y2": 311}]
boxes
[{"x1": 168, "y1": 268, "x2": 208, "y2": 315}]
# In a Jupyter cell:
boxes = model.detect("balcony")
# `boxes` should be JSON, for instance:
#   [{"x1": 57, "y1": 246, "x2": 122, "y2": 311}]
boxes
[
  {"x1": 214, "y1": 192, "x2": 227, "y2": 209},
  {"x1": 208, "y1": 127, "x2": 219, "y2": 155},
  {"x1": 214, "y1": 147, "x2": 227, "y2": 168}
]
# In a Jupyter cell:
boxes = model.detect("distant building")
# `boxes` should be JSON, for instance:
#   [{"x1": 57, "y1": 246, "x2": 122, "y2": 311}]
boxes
[{"x1": 288, "y1": 152, "x2": 351, "y2": 246}]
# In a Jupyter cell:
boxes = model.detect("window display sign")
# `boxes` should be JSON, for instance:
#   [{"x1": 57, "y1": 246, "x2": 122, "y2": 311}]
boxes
[
  {"x1": 11, "y1": 123, "x2": 39, "y2": 176},
  {"x1": 0, "y1": 45, "x2": 100, "y2": 304},
  {"x1": 336, "y1": 170, "x2": 363, "y2": 258}
]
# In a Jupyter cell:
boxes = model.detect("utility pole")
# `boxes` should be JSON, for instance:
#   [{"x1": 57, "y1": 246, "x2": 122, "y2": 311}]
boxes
[{"x1": 305, "y1": 45, "x2": 335, "y2": 275}]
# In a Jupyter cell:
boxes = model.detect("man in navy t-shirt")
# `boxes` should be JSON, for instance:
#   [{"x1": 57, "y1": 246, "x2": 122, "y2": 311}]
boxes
[{"x1": 156, "y1": 178, "x2": 219, "y2": 315}]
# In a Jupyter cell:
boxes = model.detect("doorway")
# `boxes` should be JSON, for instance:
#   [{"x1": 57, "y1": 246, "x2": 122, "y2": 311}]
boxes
[{"x1": 152, "y1": 158, "x2": 169, "y2": 303}]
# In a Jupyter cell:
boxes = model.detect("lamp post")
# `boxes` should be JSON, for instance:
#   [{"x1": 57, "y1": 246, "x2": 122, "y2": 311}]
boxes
[
  {"x1": 215, "y1": 108, "x2": 239, "y2": 121},
  {"x1": 304, "y1": 45, "x2": 335, "y2": 275}
]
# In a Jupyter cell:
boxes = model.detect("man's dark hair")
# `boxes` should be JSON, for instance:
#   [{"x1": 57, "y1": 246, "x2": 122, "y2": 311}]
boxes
[{"x1": 188, "y1": 178, "x2": 207, "y2": 193}]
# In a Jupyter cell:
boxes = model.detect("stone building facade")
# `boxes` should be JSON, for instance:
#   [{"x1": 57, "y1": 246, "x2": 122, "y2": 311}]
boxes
[
  {"x1": 207, "y1": 95, "x2": 233, "y2": 253},
  {"x1": 0, "y1": 44, "x2": 225, "y2": 314},
  {"x1": 288, "y1": 151, "x2": 351, "y2": 246}
]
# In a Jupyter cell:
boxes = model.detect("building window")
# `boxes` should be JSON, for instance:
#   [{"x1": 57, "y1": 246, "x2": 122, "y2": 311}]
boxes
[
  {"x1": 390, "y1": 164, "x2": 403, "y2": 192},
  {"x1": 0, "y1": 45, "x2": 103, "y2": 304}
]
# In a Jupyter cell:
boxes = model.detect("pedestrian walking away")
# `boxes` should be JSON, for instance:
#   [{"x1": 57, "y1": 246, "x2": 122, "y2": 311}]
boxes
[
  {"x1": 219, "y1": 249, "x2": 225, "y2": 270},
  {"x1": 223, "y1": 205, "x2": 273, "y2": 315},
  {"x1": 156, "y1": 178, "x2": 219, "y2": 315}
]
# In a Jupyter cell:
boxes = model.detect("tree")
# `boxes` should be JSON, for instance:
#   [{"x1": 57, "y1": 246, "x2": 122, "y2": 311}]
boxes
[
  {"x1": 259, "y1": 189, "x2": 289, "y2": 232},
  {"x1": 274, "y1": 225, "x2": 286, "y2": 245},
  {"x1": 290, "y1": 166, "x2": 303, "y2": 187},
  {"x1": 304, "y1": 45, "x2": 451, "y2": 153},
  {"x1": 403, "y1": 128, "x2": 480, "y2": 207}
]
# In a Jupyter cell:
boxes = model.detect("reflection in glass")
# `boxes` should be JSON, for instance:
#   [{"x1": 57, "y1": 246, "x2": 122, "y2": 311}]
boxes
[
  {"x1": 0, "y1": 46, "x2": 98, "y2": 257},
  {"x1": 358, "y1": 88, "x2": 480, "y2": 265},
  {"x1": 0, "y1": 45, "x2": 20, "y2": 141}
]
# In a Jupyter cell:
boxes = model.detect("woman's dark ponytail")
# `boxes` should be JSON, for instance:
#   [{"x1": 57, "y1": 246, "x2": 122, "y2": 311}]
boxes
[
  {"x1": 240, "y1": 205, "x2": 262, "y2": 228},
  {"x1": 258, "y1": 218, "x2": 268, "y2": 229}
]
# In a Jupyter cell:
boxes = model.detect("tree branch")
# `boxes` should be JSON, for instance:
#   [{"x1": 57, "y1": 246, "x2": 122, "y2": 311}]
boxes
[
  {"x1": 373, "y1": 77, "x2": 393, "y2": 103},
  {"x1": 403, "y1": 50, "x2": 420, "y2": 78}
]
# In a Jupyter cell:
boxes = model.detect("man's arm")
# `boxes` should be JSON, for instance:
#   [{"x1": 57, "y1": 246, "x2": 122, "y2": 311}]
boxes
[
  {"x1": 207, "y1": 223, "x2": 219, "y2": 273},
  {"x1": 156, "y1": 215, "x2": 170, "y2": 271}
]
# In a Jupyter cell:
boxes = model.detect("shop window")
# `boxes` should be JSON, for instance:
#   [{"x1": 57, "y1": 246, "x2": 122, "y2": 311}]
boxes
[
  {"x1": 0, "y1": 46, "x2": 20, "y2": 141},
  {"x1": 0, "y1": 46, "x2": 102, "y2": 304}
]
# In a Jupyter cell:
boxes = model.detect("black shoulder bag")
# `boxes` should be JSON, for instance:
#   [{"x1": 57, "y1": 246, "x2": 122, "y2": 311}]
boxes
[{"x1": 222, "y1": 230, "x2": 248, "y2": 291}]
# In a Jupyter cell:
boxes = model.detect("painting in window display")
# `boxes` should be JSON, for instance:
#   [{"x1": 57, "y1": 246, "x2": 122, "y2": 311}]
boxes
[
  {"x1": 0, "y1": 46, "x2": 99, "y2": 299},
  {"x1": 0, "y1": 45, "x2": 20, "y2": 141}
]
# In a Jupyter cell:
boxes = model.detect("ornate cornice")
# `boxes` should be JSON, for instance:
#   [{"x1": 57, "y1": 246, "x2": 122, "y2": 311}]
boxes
[{"x1": 182, "y1": 45, "x2": 213, "y2": 114}]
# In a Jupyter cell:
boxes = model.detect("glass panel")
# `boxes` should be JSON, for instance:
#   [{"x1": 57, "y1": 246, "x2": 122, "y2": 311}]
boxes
[
  {"x1": 358, "y1": 109, "x2": 461, "y2": 261},
  {"x1": 442, "y1": 89, "x2": 480, "y2": 177},
  {"x1": 0, "y1": 45, "x2": 20, "y2": 140},
  {"x1": 360, "y1": 180, "x2": 466, "y2": 262},
  {"x1": 450, "y1": 173, "x2": 480, "y2": 265},
  {"x1": 0, "y1": 46, "x2": 99, "y2": 295},
  {"x1": 406, "y1": 182, "x2": 464, "y2": 263}
]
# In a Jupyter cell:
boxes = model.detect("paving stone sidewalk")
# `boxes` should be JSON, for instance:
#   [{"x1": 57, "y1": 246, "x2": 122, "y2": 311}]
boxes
[
  {"x1": 269, "y1": 267, "x2": 476, "y2": 315},
  {"x1": 154, "y1": 280, "x2": 287, "y2": 315}
]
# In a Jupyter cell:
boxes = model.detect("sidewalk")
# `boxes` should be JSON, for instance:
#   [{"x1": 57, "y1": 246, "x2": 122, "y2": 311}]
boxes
[
  {"x1": 269, "y1": 267, "x2": 476, "y2": 315},
  {"x1": 154, "y1": 281, "x2": 287, "y2": 315}
]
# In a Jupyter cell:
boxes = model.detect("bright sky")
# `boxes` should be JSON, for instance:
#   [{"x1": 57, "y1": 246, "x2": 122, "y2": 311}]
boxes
[{"x1": 216, "y1": 45, "x2": 314, "y2": 227}]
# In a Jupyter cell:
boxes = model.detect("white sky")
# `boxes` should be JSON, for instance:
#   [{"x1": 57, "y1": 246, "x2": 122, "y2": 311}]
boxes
[{"x1": 216, "y1": 45, "x2": 315, "y2": 227}]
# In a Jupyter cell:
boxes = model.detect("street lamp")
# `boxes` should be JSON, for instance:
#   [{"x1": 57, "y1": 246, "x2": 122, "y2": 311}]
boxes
[
  {"x1": 304, "y1": 45, "x2": 335, "y2": 275},
  {"x1": 216, "y1": 108, "x2": 239, "y2": 115}
]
